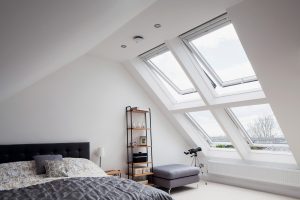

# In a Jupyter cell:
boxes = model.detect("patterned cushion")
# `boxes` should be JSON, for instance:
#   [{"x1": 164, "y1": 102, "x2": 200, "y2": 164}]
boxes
[
  {"x1": 44, "y1": 160, "x2": 68, "y2": 177},
  {"x1": 0, "y1": 161, "x2": 36, "y2": 183},
  {"x1": 63, "y1": 158, "x2": 106, "y2": 177},
  {"x1": 34, "y1": 155, "x2": 63, "y2": 174}
]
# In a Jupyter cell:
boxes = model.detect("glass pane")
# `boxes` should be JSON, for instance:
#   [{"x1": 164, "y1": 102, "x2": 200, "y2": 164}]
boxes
[
  {"x1": 152, "y1": 70, "x2": 201, "y2": 103},
  {"x1": 191, "y1": 24, "x2": 256, "y2": 82},
  {"x1": 188, "y1": 111, "x2": 233, "y2": 148},
  {"x1": 214, "y1": 81, "x2": 262, "y2": 96},
  {"x1": 149, "y1": 51, "x2": 195, "y2": 92},
  {"x1": 230, "y1": 104, "x2": 289, "y2": 152}
]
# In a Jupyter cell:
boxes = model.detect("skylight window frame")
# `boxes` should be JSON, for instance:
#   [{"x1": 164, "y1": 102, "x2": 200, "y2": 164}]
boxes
[
  {"x1": 180, "y1": 13, "x2": 258, "y2": 89},
  {"x1": 140, "y1": 44, "x2": 197, "y2": 96},
  {"x1": 185, "y1": 112, "x2": 232, "y2": 148},
  {"x1": 226, "y1": 108, "x2": 256, "y2": 147},
  {"x1": 226, "y1": 105, "x2": 290, "y2": 151}
]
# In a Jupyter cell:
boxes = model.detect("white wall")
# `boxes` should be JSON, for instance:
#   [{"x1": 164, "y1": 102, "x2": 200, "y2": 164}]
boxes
[{"x1": 0, "y1": 55, "x2": 189, "y2": 170}]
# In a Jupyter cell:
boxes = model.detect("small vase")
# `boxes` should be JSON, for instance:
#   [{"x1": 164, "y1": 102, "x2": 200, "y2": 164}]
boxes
[{"x1": 132, "y1": 122, "x2": 137, "y2": 128}]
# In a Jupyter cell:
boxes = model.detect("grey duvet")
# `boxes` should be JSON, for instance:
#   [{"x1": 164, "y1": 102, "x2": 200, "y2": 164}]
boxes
[{"x1": 0, "y1": 177, "x2": 173, "y2": 200}]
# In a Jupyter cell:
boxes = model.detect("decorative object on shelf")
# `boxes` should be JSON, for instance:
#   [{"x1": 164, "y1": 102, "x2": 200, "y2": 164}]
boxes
[
  {"x1": 133, "y1": 152, "x2": 148, "y2": 163},
  {"x1": 126, "y1": 106, "x2": 154, "y2": 183},
  {"x1": 142, "y1": 167, "x2": 151, "y2": 173},
  {"x1": 132, "y1": 121, "x2": 146, "y2": 129},
  {"x1": 129, "y1": 167, "x2": 143, "y2": 175},
  {"x1": 137, "y1": 122, "x2": 142, "y2": 128},
  {"x1": 95, "y1": 147, "x2": 105, "y2": 168},
  {"x1": 132, "y1": 121, "x2": 137, "y2": 128},
  {"x1": 141, "y1": 121, "x2": 146, "y2": 128},
  {"x1": 130, "y1": 141, "x2": 137, "y2": 147},
  {"x1": 139, "y1": 136, "x2": 147, "y2": 145}
]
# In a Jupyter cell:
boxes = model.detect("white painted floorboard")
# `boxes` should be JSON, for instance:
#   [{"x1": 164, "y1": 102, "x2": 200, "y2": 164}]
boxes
[{"x1": 171, "y1": 182, "x2": 298, "y2": 200}]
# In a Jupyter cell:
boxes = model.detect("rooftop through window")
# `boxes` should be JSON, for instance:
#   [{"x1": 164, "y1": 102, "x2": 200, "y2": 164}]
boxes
[{"x1": 187, "y1": 110, "x2": 234, "y2": 149}]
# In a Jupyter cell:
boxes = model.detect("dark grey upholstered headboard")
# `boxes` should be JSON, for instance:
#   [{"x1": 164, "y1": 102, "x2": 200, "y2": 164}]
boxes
[{"x1": 0, "y1": 142, "x2": 90, "y2": 164}]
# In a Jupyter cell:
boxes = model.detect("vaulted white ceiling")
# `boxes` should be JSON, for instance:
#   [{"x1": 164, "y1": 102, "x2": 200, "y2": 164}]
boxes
[{"x1": 0, "y1": 0, "x2": 156, "y2": 102}]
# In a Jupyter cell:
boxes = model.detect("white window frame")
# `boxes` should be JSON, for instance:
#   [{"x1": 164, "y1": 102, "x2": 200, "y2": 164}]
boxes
[
  {"x1": 186, "y1": 113, "x2": 233, "y2": 148},
  {"x1": 127, "y1": 13, "x2": 297, "y2": 166},
  {"x1": 180, "y1": 13, "x2": 258, "y2": 89},
  {"x1": 140, "y1": 44, "x2": 197, "y2": 96}
]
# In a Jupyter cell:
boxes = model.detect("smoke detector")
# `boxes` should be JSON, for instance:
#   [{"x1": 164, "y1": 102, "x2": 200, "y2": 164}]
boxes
[
  {"x1": 154, "y1": 24, "x2": 161, "y2": 28},
  {"x1": 133, "y1": 35, "x2": 144, "y2": 43}
]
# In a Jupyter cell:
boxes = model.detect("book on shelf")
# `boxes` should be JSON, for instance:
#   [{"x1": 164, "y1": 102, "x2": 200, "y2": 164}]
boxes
[
  {"x1": 137, "y1": 180, "x2": 148, "y2": 185},
  {"x1": 129, "y1": 167, "x2": 151, "y2": 175}
]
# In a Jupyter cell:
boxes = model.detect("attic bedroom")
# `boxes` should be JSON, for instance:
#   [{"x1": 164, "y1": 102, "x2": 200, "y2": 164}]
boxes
[{"x1": 0, "y1": 0, "x2": 299, "y2": 199}]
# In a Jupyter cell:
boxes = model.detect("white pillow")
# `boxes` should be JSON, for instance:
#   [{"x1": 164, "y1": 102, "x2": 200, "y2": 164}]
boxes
[{"x1": 63, "y1": 158, "x2": 107, "y2": 177}]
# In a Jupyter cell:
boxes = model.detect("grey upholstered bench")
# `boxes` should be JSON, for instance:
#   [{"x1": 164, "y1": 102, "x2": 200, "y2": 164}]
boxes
[{"x1": 152, "y1": 164, "x2": 200, "y2": 193}]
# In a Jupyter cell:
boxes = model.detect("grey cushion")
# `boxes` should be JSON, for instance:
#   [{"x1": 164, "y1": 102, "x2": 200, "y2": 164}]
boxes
[
  {"x1": 153, "y1": 164, "x2": 199, "y2": 179},
  {"x1": 33, "y1": 154, "x2": 63, "y2": 174}
]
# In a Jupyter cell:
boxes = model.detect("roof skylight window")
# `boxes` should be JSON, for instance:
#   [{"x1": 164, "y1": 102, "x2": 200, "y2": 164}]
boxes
[
  {"x1": 187, "y1": 111, "x2": 234, "y2": 149},
  {"x1": 141, "y1": 45, "x2": 201, "y2": 103},
  {"x1": 181, "y1": 14, "x2": 262, "y2": 96},
  {"x1": 228, "y1": 104, "x2": 290, "y2": 152}
]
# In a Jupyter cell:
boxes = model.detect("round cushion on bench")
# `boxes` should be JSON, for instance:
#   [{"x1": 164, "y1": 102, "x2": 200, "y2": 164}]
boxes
[{"x1": 153, "y1": 164, "x2": 199, "y2": 180}]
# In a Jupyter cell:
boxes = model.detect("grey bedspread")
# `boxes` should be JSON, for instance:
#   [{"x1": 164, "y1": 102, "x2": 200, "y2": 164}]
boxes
[{"x1": 0, "y1": 177, "x2": 173, "y2": 200}]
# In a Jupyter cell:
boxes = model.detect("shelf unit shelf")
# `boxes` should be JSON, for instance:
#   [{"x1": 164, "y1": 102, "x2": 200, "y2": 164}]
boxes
[
  {"x1": 129, "y1": 172, "x2": 154, "y2": 177},
  {"x1": 127, "y1": 110, "x2": 149, "y2": 113},
  {"x1": 127, "y1": 145, "x2": 151, "y2": 148},
  {"x1": 126, "y1": 106, "x2": 154, "y2": 182},
  {"x1": 127, "y1": 128, "x2": 151, "y2": 130},
  {"x1": 128, "y1": 162, "x2": 152, "y2": 165}
]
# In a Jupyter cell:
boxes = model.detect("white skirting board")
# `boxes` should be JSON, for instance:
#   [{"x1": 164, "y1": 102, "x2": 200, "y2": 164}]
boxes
[
  {"x1": 206, "y1": 160, "x2": 300, "y2": 198},
  {"x1": 208, "y1": 174, "x2": 300, "y2": 199}
]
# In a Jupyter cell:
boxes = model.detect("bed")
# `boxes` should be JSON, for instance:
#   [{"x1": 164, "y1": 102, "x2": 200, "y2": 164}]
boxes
[{"x1": 0, "y1": 142, "x2": 172, "y2": 200}]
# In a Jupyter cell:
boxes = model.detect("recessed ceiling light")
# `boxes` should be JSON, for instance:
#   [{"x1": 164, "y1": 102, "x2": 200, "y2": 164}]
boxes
[
  {"x1": 154, "y1": 24, "x2": 161, "y2": 28},
  {"x1": 121, "y1": 45, "x2": 127, "y2": 48},
  {"x1": 133, "y1": 35, "x2": 144, "y2": 43}
]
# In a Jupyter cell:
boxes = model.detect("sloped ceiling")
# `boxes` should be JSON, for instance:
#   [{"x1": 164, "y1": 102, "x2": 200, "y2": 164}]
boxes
[{"x1": 0, "y1": 0, "x2": 156, "y2": 102}]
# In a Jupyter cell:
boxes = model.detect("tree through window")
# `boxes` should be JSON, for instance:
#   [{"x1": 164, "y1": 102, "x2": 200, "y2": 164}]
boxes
[{"x1": 229, "y1": 104, "x2": 289, "y2": 152}]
